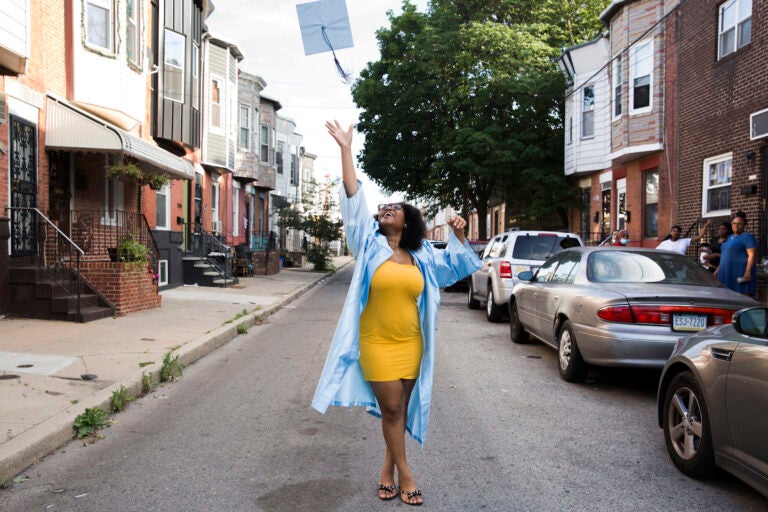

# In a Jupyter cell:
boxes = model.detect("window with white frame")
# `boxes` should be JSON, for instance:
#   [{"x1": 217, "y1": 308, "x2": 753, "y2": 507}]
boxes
[
  {"x1": 155, "y1": 183, "x2": 170, "y2": 229},
  {"x1": 718, "y1": 0, "x2": 752, "y2": 59},
  {"x1": 239, "y1": 104, "x2": 250, "y2": 150},
  {"x1": 102, "y1": 176, "x2": 124, "y2": 225},
  {"x1": 613, "y1": 55, "x2": 623, "y2": 118},
  {"x1": 164, "y1": 29, "x2": 185, "y2": 103},
  {"x1": 581, "y1": 85, "x2": 595, "y2": 138},
  {"x1": 630, "y1": 40, "x2": 652, "y2": 113},
  {"x1": 191, "y1": 43, "x2": 200, "y2": 109},
  {"x1": 272, "y1": 128, "x2": 277, "y2": 165},
  {"x1": 211, "y1": 180, "x2": 220, "y2": 230},
  {"x1": 86, "y1": 0, "x2": 114, "y2": 52},
  {"x1": 210, "y1": 77, "x2": 223, "y2": 132},
  {"x1": 644, "y1": 170, "x2": 658, "y2": 238},
  {"x1": 158, "y1": 260, "x2": 168, "y2": 286},
  {"x1": 702, "y1": 153, "x2": 732, "y2": 216},
  {"x1": 126, "y1": 0, "x2": 140, "y2": 66},
  {"x1": 260, "y1": 125, "x2": 270, "y2": 163}
]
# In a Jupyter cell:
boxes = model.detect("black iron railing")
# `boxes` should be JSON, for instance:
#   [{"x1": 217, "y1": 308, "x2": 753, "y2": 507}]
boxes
[
  {"x1": 6, "y1": 207, "x2": 116, "y2": 320},
  {"x1": 187, "y1": 223, "x2": 234, "y2": 285}
]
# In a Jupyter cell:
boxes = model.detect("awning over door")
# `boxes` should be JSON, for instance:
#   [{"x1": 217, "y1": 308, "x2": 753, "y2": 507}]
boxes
[{"x1": 45, "y1": 95, "x2": 194, "y2": 180}]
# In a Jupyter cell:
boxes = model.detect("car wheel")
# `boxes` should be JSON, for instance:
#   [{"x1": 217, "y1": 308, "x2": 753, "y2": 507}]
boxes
[
  {"x1": 467, "y1": 281, "x2": 481, "y2": 310},
  {"x1": 509, "y1": 300, "x2": 530, "y2": 344},
  {"x1": 557, "y1": 321, "x2": 587, "y2": 382},
  {"x1": 486, "y1": 286, "x2": 505, "y2": 323},
  {"x1": 662, "y1": 371, "x2": 716, "y2": 479}
]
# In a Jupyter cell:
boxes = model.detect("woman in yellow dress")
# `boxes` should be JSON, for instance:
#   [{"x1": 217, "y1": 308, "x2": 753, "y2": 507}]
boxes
[{"x1": 314, "y1": 120, "x2": 481, "y2": 506}]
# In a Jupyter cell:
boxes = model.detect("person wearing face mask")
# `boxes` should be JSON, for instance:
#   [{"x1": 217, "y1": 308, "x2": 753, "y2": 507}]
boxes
[
  {"x1": 613, "y1": 230, "x2": 630, "y2": 246},
  {"x1": 313, "y1": 120, "x2": 481, "y2": 506},
  {"x1": 715, "y1": 211, "x2": 757, "y2": 296}
]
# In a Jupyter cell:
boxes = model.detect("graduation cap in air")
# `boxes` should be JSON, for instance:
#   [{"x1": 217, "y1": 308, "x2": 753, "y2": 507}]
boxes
[{"x1": 296, "y1": 0, "x2": 354, "y2": 83}]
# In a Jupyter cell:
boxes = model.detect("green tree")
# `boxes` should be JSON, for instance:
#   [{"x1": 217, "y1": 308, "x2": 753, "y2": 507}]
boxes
[
  {"x1": 278, "y1": 178, "x2": 343, "y2": 271},
  {"x1": 353, "y1": 0, "x2": 608, "y2": 234}
]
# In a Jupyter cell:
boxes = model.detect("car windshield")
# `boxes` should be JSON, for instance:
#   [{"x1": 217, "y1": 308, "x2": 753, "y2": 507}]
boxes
[
  {"x1": 512, "y1": 235, "x2": 578, "y2": 261},
  {"x1": 587, "y1": 250, "x2": 720, "y2": 285}
]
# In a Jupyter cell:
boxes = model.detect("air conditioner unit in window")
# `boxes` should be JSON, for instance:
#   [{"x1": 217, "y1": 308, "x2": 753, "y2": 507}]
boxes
[
  {"x1": 751, "y1": 108, "x2": 768, "y2": 140},
  {"x1": 211, "y1": 220, "x2": 222, "y2": 233}
]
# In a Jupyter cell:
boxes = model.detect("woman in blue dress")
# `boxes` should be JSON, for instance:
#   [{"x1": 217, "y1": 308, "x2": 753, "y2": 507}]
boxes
[{"x1": 715, "y1": 211, "x2": 757, "y2": 296}]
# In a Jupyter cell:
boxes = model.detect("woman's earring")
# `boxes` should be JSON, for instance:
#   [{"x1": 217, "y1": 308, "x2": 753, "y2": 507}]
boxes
[{"x1": 404, "y1": 223, "x2": 407, "y2": 228}]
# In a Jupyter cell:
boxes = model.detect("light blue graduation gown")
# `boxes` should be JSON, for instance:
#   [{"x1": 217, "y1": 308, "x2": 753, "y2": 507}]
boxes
[{"x1": 311, "y1": 184, "x2": 482, "y2": 445}]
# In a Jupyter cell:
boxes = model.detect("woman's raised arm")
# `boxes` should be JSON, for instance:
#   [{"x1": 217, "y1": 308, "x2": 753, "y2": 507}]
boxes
[{"x1": 325, "y1": 120, "x2": 357, "y2": 197}]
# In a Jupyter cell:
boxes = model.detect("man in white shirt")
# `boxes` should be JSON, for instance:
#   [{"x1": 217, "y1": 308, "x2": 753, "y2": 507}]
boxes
[{"x1": 656, "y1": 219, "x2": 711, "y2": 255}]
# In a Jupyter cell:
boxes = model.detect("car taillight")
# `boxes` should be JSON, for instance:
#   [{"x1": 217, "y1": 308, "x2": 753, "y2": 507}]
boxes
[
  {"x1": 597, "y1": 305, "x2": 738, "y2": 326},
  {"x1": 597, "y1": 306, "x2": 634, "y2": 323},
  {"x1": 499, "y1": 261, "x2": 512, "y2": 279}
]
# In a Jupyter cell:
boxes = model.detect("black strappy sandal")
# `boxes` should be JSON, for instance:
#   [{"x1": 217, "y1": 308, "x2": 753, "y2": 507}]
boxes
[
  {"x1": 377, "y1": 482, "x2": 398, "y2": 501},
  {"x1": 399, "y1": 486, "x2": 423, "y2": 506}
]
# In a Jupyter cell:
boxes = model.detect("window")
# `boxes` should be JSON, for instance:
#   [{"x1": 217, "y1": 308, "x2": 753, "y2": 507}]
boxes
[
  {"x1": 276, "y1": 141, "x2": 284, "y2": 174},
  {"x1": 191, "y1": 44, "x2": 200, "y2": 109},
  {"x1": 552, "y1": 252, "x2": 581, "y2": 284},
  {"x1": 158, "y1": 260, "x2": 168, "y2": 286},
  {"x1": 718, "y1": 0, "x2": 752, "y2": 59},
  {"x1": 644, "y1": 170, "x2": 658, "y2": 238},
  {"x1": 210, "y1": 77, "x2": 222, "y2": 131},
  {"x1": 239, "y1": 105, "x2": 250, "y2": 150},
  {"x1": 568, "y1": 117, "x2": 573, "y2": 145},
  {"x1": 582, "y1": 85, "x2": 595, "y2": 138},
  {"x1": 702, "y1": 153, "x2": 732, "y2": 216},
  {"x1": 164, "y1": 29, "x2": 185, "y2": 103},
  {"x1": 102, "y1": 175, "x2": 124, "y2": 225},
  {"x1": 260, "y1": 125, "x2": 270, "y2": 163},
  {"x1": 126, "y1": 0, "x2": 140, "y2": 66},
  {"x1": 291, "y1": 153, "x2": 298, "y2": 185},
  {"x1": 86, "y1": 0, "x2": 114, "y2": 52},
  {"x1": 155, "y1": 183, "x2": 170, "y2": 229},
  {"x1": 232, "y1": 185, "x2": 240, "y2": 236},
  {"x1": 613, "y1": 55, "x2": 622, "y2": 118},
  {"x1": 211, "y1": 180, "x2": 220, "y2": 228},
  {"x1": 631, "y1": 40, "x2": 652, "y2": 113}
]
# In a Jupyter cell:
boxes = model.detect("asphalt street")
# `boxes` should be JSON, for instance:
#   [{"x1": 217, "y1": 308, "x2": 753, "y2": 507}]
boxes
[{"x1": 0, "y1": 264, "x2": 765, "y2": 511}]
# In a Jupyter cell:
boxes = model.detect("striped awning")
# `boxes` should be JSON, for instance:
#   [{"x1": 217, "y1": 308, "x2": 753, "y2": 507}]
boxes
[{"x1": 45, "y1": 95, "x2": 194, "y2": 180}]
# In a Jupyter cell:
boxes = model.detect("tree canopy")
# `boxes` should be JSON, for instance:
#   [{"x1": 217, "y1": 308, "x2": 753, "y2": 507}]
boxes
[{"x1": 352, "y1": 0, "x2": 608, "y2": 234}]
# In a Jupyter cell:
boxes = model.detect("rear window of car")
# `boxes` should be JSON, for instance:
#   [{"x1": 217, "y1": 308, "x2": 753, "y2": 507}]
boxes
[
  {"x1": 511, "y1": 235, "x2": 580, "y2": 261},
  {"x1": 587, "y1": 251, "x2": 720, "y2": 285}
]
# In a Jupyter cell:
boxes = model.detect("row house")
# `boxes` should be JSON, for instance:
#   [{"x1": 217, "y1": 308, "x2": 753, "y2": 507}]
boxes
[
  {"x1": 273, "y1": 114, "x2": 302, "y2": 253},
  {"x1": 561, "y1": 0, "x2": 767, "y2": 268},
  {"x1": 0, "y1": 0, "x2": 313, "y2": 320},
  {"x1": 559, "y1": 0, "x2": 673, "y2": 249}
]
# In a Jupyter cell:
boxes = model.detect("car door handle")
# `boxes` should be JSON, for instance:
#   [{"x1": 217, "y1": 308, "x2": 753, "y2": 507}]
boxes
[{"x1": 711, "y1": 347, "x2": 734, "y2": 361}]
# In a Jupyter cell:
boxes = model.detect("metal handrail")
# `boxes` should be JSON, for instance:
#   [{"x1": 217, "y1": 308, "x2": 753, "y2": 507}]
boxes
[
  {"x1": 187, "y1": 223, "x2": 234, "y2": 286},
  {"x1": 7, "y1": 207, "x2": 85, "y2": 255}
]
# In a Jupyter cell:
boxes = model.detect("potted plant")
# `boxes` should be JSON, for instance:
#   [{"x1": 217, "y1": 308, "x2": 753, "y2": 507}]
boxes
[{"x1": 118, "y1": 233, "x2": 149, "y2": 263}]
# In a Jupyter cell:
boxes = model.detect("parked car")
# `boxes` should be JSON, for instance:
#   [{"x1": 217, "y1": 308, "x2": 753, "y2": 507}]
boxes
[
  {"x1": 657, "y1": 307, "x2": 768, "y2": 498},
  {"x1": 467, "y1": 230, "x2": 583, "y2": 321},
  {"x1": 445, "y1": 239, "x2": 488, "y2": 292},
  {"x1": 508, "y1": 247, "x2": 758, "y2": 382}
]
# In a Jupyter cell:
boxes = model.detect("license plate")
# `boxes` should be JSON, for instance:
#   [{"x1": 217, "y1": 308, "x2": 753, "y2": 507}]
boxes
[{"x1": 672, "y1": 313, "x2": 707, "y2": 332}]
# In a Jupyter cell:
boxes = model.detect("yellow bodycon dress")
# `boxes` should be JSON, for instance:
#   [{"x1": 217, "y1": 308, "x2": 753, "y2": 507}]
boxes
[{"x1": 359, "y1": 260, "x2": 424, "y2": 381}]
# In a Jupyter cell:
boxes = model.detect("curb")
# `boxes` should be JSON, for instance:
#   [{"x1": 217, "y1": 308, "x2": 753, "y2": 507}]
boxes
[{"x1": 0, "y1": 262, "x2": 349, "y2": 485}]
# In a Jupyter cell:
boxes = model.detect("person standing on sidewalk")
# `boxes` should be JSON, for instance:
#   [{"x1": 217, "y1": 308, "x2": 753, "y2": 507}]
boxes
[
  {"x1": 312, "y1": 120, "x2": 481, "y2": 506},
  {"x1": 715, "y1": 211, "x2": 757, "y2": 296}
]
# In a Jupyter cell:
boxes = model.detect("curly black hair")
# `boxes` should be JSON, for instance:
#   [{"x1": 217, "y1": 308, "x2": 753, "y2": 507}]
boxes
[{"x1": 399, "y1": 203, "x2": 427, "y2": 251}]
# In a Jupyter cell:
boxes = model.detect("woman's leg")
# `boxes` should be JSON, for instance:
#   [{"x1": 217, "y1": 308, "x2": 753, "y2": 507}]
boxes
[{"x1": 370, "y1": 379, "x2": 423, "y2": 505}]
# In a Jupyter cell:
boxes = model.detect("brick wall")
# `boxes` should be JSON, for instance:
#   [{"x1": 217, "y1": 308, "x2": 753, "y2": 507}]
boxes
[
  {"x1": 251, "y1": 251, "x2": 280, "y2": 275},
  {"x1": 81, "y1": 261, "x2": 161, "y2": 316},
  {"x1": 677, "y1": 0, "x2": 768, "y2": 252}
]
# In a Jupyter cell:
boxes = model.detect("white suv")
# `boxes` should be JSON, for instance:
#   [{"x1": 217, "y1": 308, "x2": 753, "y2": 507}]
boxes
[{"x1": 467, "y1": 230, "x2": 583, "y2": 322}]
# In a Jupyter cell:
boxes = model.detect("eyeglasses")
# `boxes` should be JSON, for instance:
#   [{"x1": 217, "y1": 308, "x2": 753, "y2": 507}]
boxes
[{"x1": 378, "y1": 203, "x2": 403, "y2": 211}]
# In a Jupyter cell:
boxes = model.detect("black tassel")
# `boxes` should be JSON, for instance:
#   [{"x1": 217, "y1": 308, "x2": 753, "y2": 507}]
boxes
[{"x1": 322, "y1": 26, "x2": 352, "y2": 84}]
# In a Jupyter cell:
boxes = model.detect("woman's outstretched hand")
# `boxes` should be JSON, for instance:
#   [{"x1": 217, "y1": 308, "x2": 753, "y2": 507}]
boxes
[
  {"x1": 446, "y1": 216, "x2": 467, "y2": 243},
  {"x1": 326, "y1": 120, "x2": 353, "y2": 149}
]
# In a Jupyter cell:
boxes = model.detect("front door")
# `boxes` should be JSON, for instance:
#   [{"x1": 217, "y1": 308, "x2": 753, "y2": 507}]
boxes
[{"x1": 9, "y1": 115, "x2": 37, "y2": 257}]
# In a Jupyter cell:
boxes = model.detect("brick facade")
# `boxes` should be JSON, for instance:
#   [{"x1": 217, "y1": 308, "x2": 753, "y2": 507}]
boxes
[
  {"x1": 80, "y1": 261, "x2": 161, "y2": 316},
  {"x1": 677, "y1": 0, "x2": 768, "y2": 254}
]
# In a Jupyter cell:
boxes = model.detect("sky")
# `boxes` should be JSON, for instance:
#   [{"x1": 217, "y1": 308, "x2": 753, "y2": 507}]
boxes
[{"x1": 207, "y1": 0, "x2": 430, "y2": 212}]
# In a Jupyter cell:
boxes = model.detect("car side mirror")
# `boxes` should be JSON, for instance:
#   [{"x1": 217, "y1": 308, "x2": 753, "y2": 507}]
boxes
[
  {"x1": 733, "y1": 307, "x2": 768, "y2": 337},
  {"x1": 517, "y1": 270, "x2": 534, "y2": 281}
]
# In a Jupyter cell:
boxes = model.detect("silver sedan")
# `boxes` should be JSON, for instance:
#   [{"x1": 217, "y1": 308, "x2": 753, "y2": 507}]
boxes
[
  {"x1": 509, "y1": 247, "x2": 758, "y2": 382},
  {"x1": 657, "y1": 307, "x2": 768, "y2": 498}
]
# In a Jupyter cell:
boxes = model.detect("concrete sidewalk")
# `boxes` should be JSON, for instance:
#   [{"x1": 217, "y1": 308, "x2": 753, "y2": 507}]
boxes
[{"x1": 0, "y1": 256, "x2": 353, "y2": 484}]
